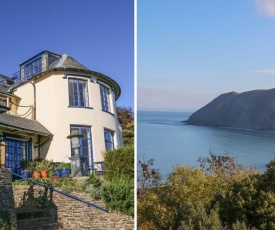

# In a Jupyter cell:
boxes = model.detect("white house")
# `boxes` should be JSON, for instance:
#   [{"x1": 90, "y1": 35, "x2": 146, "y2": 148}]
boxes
[{"x1": 0, "y1": 50, "x2": 123, "y2": 174}]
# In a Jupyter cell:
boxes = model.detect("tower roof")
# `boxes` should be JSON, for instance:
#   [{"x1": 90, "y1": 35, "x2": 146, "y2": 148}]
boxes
[{"x1": 49, "y1": 53, "x2": 89, "y2": 71}]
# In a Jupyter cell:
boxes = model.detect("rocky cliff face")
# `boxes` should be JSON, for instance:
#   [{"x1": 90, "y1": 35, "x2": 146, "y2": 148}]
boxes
[{"x1": 187, "y1": 89, "x2": 275, "y2": 130}]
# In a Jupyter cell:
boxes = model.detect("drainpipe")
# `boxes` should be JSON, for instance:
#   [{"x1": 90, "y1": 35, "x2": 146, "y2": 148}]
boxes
[
  {"x1": 37, "y1": 135, "x2": 41, "y2": 159},
  {"x1": 29, "y1": 80, "x2": 36, "y2": 120}
]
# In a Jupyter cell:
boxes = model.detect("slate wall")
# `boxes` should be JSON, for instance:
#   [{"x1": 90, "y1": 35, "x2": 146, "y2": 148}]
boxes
[{"x1": 0, "y1": 169, "x2": 17, "y2": 229}]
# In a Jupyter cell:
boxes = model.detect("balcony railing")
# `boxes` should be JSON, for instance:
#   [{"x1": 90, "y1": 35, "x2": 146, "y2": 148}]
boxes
[{"x1": 12, "y1": 66, "x2": 42, "y2": 87}]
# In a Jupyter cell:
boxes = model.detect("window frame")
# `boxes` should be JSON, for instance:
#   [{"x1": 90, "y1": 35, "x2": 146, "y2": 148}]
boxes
[
  {"x1": 0, "y1": 96, "x2": 7, "y2": 107},
  {"x1": 23, "y1": 57, "x2": 42, "y2": 80},
  {"x1": 68, "y1": 78, "x2": 91, "y2": 108},
  {"x1": 100, "y1": 84, "x2": 111, "y2": 113},
  {"x1": 70, "y1": 125, "x2": 94, "y2": 171},
  {"x1": 104, "y1": 128, "x2": 114, "y2": 151}
]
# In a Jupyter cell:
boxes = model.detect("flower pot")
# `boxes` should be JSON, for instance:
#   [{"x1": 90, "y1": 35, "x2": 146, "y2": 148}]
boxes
[
  {"x1": 33, "y1": 171, "x2": 41, "y2": 179},
  {"x1": 54, "y1": 169, "x2": 61, "y2": 177},
  {"x1": 41, "y1": 170, "x2": 49, "y2": 178},
  {"x1": 60, "y1": 168, "x2": 70, "y2": 177},
  {"x1": 23, "y1": 170, "x2": 31, "y2": 178}
]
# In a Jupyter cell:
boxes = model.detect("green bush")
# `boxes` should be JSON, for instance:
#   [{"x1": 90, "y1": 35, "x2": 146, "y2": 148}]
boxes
[
  {"x1": 137, "y1": 152, "x2": 265, "y2": 230},
  {"x1": 102, "y1": 176, "x2": 134, "y2": 216},
  {"x1": 57, "y1": 162, "x2": 71, "y2": 169},
  {"x1": 88, "y1": 173, "x2": 102, "y2": 188},
  {"x1": 12, "y1": 180, "x2": 31, "y2": 186},
  {"x1": 104, "y1": 145, "x2": 134, "y2": 180},
  {"x1": 89, "y1": 185, "x2": 102, "y2": 200}
]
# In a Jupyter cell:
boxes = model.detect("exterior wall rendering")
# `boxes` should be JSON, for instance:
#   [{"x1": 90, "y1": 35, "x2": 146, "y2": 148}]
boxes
[
  {"x1": 13, "y1": 71, "x2": 123, "y2": 167},
  {"x1": 0, "y1": 50, "x2": 123, "y2": 173}
]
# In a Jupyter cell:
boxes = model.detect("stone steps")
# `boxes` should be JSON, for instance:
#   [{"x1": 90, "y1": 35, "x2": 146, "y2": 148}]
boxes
[{"x1": 16, "y1": 208, "x2": 60, "y2": 230}]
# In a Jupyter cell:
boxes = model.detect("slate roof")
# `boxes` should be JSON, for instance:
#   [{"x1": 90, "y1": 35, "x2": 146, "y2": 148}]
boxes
[
  {"x1": 50, "y1": 53, "x2": 89, "y2": 71},
  {"x1": 0, "y1": 83, "x2": 10, "y2": 94},
  {"x1": 12, "y1": 51, "x2": 121, "y2": 100},
  {"x1": 47, "y1": 53, "x2": 121, "y2": 100},
  {"x1": 0, "y1": 83, "x2": 20, "y2": 98},
  {"x1": 0, "y1": 114, "x2": 52, "y2": 136},
  {"x1": 0, "y1": 74, "x2": 20, "y2": 98}
]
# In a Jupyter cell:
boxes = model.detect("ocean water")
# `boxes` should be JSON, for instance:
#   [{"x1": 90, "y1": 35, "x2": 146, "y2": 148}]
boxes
[{"x1": 137, "y1": 110, "x2": 275, "y2": 179}]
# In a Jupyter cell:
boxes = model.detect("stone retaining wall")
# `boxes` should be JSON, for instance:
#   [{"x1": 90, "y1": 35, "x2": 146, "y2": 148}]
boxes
[
  {"x1": 0, "y1": 169, "x2": 17, "y2": 229},
  {"x1": 13, "y1": 185, "x2": 134, "y2": 229}
]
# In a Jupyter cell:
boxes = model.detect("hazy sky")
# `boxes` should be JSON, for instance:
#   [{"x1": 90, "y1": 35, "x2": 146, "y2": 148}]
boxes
[
  {"x1": 138, "y1": 0, "x2": 275, "y2": 111},
  {"x1": 0, "y1": 0, "x2": 134, "y2": 108}
]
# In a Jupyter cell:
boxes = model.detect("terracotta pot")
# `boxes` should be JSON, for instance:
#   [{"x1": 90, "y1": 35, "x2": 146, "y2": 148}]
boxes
[
  {"x1": 33, "y1": 171, "x2": 41, "y2": 179},
  {"x1": 41, "y1": 170, "x2": 48, "y2": 178}
]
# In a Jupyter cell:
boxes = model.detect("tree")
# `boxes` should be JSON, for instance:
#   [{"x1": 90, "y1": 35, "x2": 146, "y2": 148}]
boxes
[{"x1": 117, "y1": 107, "x2": 134, "y2": 146}]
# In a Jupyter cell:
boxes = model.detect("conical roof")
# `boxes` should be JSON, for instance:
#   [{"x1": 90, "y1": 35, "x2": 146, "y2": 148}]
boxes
[{"x1": 50, "y1": 53, "x2": 89, "y2": 71}]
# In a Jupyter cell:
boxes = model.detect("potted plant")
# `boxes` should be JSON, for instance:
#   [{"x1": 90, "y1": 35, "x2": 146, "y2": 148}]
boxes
[
  {"x1": 58, "y1": 162, "x2": 71, "y2": 177},
  {"x1": 31, "y1": 161, "x2": 41, "y2": 179},
  {"x1": 21, "y1": 159, "x2": 32, "y2": 178},
  {"x1": 34, "y1": 160, "x2": 54, "y2": 178}
]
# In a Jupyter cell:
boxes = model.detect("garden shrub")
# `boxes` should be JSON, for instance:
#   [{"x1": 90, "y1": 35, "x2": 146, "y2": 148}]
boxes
[
  {"x1": 90, "y1": 185, "x2": 102, "y2": 200},
  {"x1": 12, "y1": 180, "x2": 31, "y2": 186},
  {"x1": 137, "y1": 152, "x2": 268, "y2": 229},
  {"x1": 102, "y1": 175, "x2": 134, "y2": 216},
  {"x1": 104, "y1": 145, "x2": 134, "y2": 180},
  {"x1": 88, "y1": 173, "x2": 102, "y2": 188}
]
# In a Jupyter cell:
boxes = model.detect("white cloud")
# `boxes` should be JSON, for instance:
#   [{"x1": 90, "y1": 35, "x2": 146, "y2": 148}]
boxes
[
  {"x1": 253, "y1": 69, "x2": 275, "y2": 73},
  {"x1": 255, "y1": 0, "x2": 275, "y2": 17}
]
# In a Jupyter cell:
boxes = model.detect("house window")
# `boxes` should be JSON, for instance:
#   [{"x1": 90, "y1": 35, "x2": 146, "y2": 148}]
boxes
[
  {"x1": 104, "y1": 129, "x2": 114, "y2": 151},
  {"x1": 68, "y1": 78, "x2": 89, "y2": 107},
  {"x1": 0, "y1": 97, "x2": 7, "y2": 107},
  {"x1": 100, "y1": 85, "x2": 111, "y2": 112},
  {"x1": 24, "y1": 58, "x2": 42, "y2": 80},
  {"x1": 70, "y1": 126, "x2": 93, "y2": 169}
]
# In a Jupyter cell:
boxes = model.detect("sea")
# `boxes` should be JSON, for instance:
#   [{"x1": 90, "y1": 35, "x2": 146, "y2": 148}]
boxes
[{"x1": 137, "y1": 110, "x2": 275, "y2": 179}]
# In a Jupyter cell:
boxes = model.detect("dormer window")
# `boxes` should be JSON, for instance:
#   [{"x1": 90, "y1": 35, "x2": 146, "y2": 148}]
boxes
[{"x1": 23, "y1": 57, "x2": 42, "y2": 80}]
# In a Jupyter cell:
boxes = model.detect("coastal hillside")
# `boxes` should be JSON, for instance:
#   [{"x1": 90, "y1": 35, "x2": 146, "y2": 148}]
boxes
[{"x1": 187, "y1": 88, "x2": 275, "y2": 130}]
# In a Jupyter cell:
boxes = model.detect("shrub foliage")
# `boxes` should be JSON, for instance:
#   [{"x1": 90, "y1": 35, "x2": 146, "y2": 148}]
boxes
[
  {"x1": 102, "y1": 176, "x2": 134, "y2": 216},
  {"x1": 117, "y1": 106, "x2": 134, "y2": 146},
  {"x1": 104, "y1": 145, "x2": 134, "y2": 180},
  {"x1": 138, "y1": 151, "x2": 275, "y2": 229}
]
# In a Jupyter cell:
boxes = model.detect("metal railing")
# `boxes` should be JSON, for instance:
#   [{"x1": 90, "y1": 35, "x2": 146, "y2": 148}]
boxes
[
  {"x1": 12, "y1": 172, "x2": 108, "y2": 212},
  {"x1": 12, "y1": 66, "x2": 42, "y2": 87}
]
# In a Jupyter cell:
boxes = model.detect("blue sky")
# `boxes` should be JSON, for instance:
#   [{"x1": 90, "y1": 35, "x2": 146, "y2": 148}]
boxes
[
  {"x1": 0, "y1": 0, "x2": 134, "y2": 108},
  {"x1": 138, "y1": 0, "x2": 275, "y2": 111}
]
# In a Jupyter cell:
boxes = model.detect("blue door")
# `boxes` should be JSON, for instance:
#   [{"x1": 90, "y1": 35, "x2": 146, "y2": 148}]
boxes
[{"x1": 4, "y1": 136, "x2": 32, "y2": 175}]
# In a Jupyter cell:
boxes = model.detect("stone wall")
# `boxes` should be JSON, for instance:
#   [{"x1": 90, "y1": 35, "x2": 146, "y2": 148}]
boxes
[
  {"x1": 0, "y1": 169, "x2": 17, "y2": 229},
  {"x1": 13, "y1": 185, "x2": 134, "y2": 229}
]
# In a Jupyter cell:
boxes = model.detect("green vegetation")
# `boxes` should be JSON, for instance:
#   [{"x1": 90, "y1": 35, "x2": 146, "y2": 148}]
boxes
[
  {"x1": 117, "y1": 106, "x2": 134, "y2": 146},
  {"x1": 12, "y1": 147, "x2": 134, "y2": 217},
  {"x1": 104, "y1": 145, "x2": 134, "y2": 180},
  {"x1": 100, "y1": 145, "x2": 134, "y2": 216},
  {"x1": 138, "y1": 151, "x2": 275, "y2": 229},
  {"x1": 102, "y1": 175, "x2": 134, "y2": 216},
  {"x1": 57, "y1": 162, "x2": 71, "y2": 169}
]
